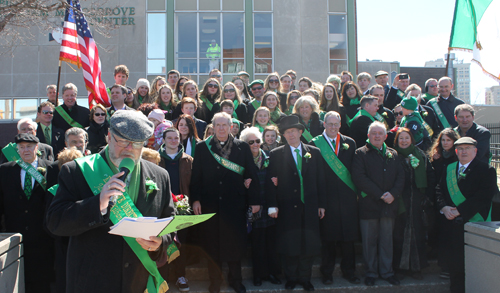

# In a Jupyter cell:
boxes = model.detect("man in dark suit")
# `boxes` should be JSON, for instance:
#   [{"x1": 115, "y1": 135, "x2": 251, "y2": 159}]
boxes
[
  {"x1": 310, "y1": 111, "x2": 360, "y2": 285},
  {"x1": 370, "y1": 85, "x2": 395, "y2": 129},
  {"x1": 437, "y1": 137, "x2": 497, "y2": 293},
  {"x1": 47, "y1": 110, "x2": 175, "y2": 293},
  {"x1": 0, "y1": 133, "x2": 54, "y2": 292},
  {"x1": 266, "y1": 115, "x2": 327, "y2": 291},
  {"x1": 385, "y1": 73, "x2": 410, "y2": 110},
  {"x1": 107, "y1": 84, "x2": 134, "y2": 116},
  {"x1": 52, "y1": 83, "x2": 90, "y2": 131},
  {"x1": 454, "y1": 104, "x2": 491, "y2": 164},
  {"x1": 36, "y1": 101, "x2": 65, "y2": 156},
  {"x1": 349, "y1": 96, "x2": 380, "y2": 148},
  {"x1": 425, "y1": 76, "x2": 464, "y2": 129},
  {"x1": 191, "y1": 112, "x2": 260, "y2": 293}
]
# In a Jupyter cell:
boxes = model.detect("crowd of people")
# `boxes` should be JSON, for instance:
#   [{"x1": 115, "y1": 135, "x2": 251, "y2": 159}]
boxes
[{"x1": 0, "y1": 64, "x2": 497, "y2": 293}]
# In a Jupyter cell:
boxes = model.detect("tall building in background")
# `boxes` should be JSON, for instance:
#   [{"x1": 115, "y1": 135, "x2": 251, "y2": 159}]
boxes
[
  {"x1": 485, "y1": 85, "x2": 500, "y2": 105},
  {"x1": 424, "y1": 58, "x2": 470, "y2": 104}
]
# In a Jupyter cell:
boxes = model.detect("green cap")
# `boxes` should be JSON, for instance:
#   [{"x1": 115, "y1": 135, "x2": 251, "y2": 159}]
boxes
[
  {"x1": 401, "y1": 96, "x2": 418, "y2": 111},
  {"x1": 249, "y1": 80, "x2": 264, "y2": 88}
]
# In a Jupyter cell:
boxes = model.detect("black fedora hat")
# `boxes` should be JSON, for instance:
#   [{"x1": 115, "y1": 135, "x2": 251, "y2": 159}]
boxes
[{"x1": 279, "y1": 115, "x2": 305, "y2": 133}]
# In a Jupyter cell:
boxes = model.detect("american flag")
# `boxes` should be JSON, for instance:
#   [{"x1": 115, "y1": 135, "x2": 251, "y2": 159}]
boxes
[{"x1": 59, "y1": 0, "x2": 110, "y2": 107}]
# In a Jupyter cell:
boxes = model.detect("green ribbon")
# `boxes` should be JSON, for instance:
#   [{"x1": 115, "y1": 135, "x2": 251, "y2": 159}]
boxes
[
  {"x1": 429, "y1": 99, "x2": 451, "y2": 129},
  {"x1": 2, "y1": 142, "x2": 21, "y2": 162},
  {"x1": 312, "y1": 135, "x2": 357, "y2": 193},
  {"x1": 204, "y1": 136, "x2": 245, "y2": 175},
  {"x1": 301, "y1": 128, "x2": 314, "y2": 142},
  {"x1": 74, "y1": 153, "x2": 169, "y2": 293},
  {"x1": 200, "y1": 95, "x2": 214, "y2": 111},
  {"x1": 349, "y1": 108, "x2": 375, "y2": 126},
  {"x1": 16, "y1": 159, "x2": 46, "y2": 191},
  {"x1": 55, "y1": 106, "x2": 83, "y2": 128},
  {"x1": 250, "y1": 99, "x2": 261, "y2": 110},
  {"x1": 446, "y1": 162, "x2": 491, "y2": 222},
  {"x1": 48, "y1": 184, "x2": 59, "y2": 196}
]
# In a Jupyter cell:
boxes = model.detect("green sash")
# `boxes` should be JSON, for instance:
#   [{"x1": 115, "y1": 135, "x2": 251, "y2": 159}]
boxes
[
  {"x1": 250, "y1": 99, "x2": 261, "y2": 110},
  {"x1": 205, "y1": 136, "x2": 245, "y2": 175},
  {"x1": 397, "y1": 89, "x2": 405, "y2": 99},
  {"x1": 232, "y1": 100, "x2": 239, "y2": 120},
  {"x1": 429, "y1": 99, "x2": 451, "y2": 129},
  {"x1": 446, "y1": 162, "x2": 491, "y2": 222},
  {"x1": 301, "y1": 128, "x2": 314, "y2": 142},
  {"x1": 75, "y1": 154, "x2": 169, "y2": 293},
  {"x1": 421, "y1": 120, "x2": 434, "y2": 137},
  {"x1": 345, "y1": 114, "x2": 352, "y2": 127},
  {"x1": 312, "y1": 135, "x2": 357, "y2": 193},
  {"x1": 17, "y1": 159, "x2": 47, "y2": 191},
  {"x1": 200, "y1": 96, "x2": 214, "y2": 111},
  {"x1": 2, "y1": 143, "x2": 21, "y2": 162},
  {"x1": 349, "y1": 109, "x2": 375, "y2": 126},
  {"x1": 55, "y1": 106, "x2": 83, "y2": 128},
  {"x1": 48, "y1": 184, "x2": 59, "y2": 196}
]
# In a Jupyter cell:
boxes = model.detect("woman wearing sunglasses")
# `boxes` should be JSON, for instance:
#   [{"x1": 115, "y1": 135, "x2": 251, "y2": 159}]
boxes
[
  {"x1": 85, "y1": 104, "x2": 109, "y2": 154},
  {"x1": 240, "y1": 127, "x2": 281, "y2": 287},
  {"x1": 220, "y1": 82, "x2": 248, "y2": 124},
  {"x1": 198, "y1": 78, "x2": 222, "y2": 123}
]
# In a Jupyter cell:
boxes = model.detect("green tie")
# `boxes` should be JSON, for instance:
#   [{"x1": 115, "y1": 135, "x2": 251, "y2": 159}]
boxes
[
  {"x1": 294, "y1": 149, "x2": 304, "y2": 203},
  {"x1": 458, "y1": 165, "x2": 466, "y2": 179},
  {"x1": 44, "y1": 126, "x2": 51, "y2": 145},
  {"x1": 24, "y1": 171, "x2": 32, "y2": 199}
]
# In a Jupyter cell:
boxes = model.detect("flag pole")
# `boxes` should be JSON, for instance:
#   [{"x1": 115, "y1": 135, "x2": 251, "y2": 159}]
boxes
[
  {"x1": 56, "y1": 60, "x2": 62, "y2": 106},
  {"x1": 444, "y1": 49, "x2": 451, "y2": 77}
]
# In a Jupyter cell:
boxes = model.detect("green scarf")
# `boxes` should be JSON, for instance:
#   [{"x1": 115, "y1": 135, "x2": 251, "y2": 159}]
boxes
[
  {"x1": 349, "y1": 108, "x2": 375, "y2": 125},
  {"x1": 366, "y1": 139, "x2": 387, "y2": 158},
  {"x1": 284, "y1": 105, "x2": 294, "y2": 115},
  {"x1": 270, "y1": 108, "x2": 282, "y2": 123},
  {"x1": 395, "y1": 144, "x2": 427, "y2": 193},
  {"x1": 159, "y1": 145, "x2": 184, "y2": 161},
  {"x1": 104, "y1": 146, "x2": 141, "y2": 203},
  {"x1": 232, "y1": 100, "x2": 239, "y2": 120},
  {"x1": 349, "y1": 96, "x2": 361, "y2": 106},
  {"x1": 159, "y1": 101, "x2": 171, "y2": 111},
  {"x1": 138, "y1": 95, "x2": 144, "y2": 104}
]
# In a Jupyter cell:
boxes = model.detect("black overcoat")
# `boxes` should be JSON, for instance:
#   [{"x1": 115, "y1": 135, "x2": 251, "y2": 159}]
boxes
[
  {"x1": 36, "y1": 122, "x2": 66, "y2": 157},
  {"x1": 52, "y1": 103, "x2": 90, "y2": 132},
  {"x1": 190, "y1": 137, "x2": 260, "y2": 262},
  {"x1": 310, "y1": 134, "x2": 358, "y2": 242},
  {"x1": 266, "y1": 143, "x2": 327, "y2": 256},
  {"x1": 0, "y1": 159, "x2": 55, "y2": 284},
  {"x1": 46, "y1": 150, "x2": 175, "y2": 293}
]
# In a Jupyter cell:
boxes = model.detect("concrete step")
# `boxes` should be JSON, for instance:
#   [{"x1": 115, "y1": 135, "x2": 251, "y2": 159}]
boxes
[{"x1": 167, "y1": 273, "x2": 449, "y2": 292}]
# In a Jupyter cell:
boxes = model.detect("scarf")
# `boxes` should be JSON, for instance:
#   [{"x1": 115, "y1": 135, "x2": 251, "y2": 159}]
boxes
[
  {"x1": 253, "y1": 151, "x2": 263, "y2": 169},
  {"x1": 395, "y1": 144, "x2": 427, "y2": 193},
  {"x1": 261, "y1": 141, "x2": 278, "y2": 152},
  {"x1": 213, "y1": 134, "x2": 234, "y2": 159},
  {"x1": 159, "y1": 100, "x2": 171, "y2": 111},
  {"x1": 366, "y1": 139, "x2": 387, "y2": 158},
  {"x1": 442, "y1": 149, "x2": 453, "y2": 159},
  {"x1": 270, "y1": 108, "x2": 282, "y2": 123},
  {"x1": 159, "y1": 144, "x2": 184, "y2": 161},
  {"x1": 104, "y1": 146, "x2": 141, "y2": 203},
  {"x1": 349, "y1": 96, "x2": 361, "y2": 106}
]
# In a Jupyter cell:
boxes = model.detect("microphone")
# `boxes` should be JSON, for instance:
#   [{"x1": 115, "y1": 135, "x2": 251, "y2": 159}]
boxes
[{"x1": 118, "y1": 157, "x2": 135, "y2": 182}]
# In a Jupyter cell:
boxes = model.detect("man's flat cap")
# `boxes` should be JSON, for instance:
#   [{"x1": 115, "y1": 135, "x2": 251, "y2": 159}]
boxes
[
  {"x1": 454, "y1": 137, "x2": 477, "y2": 146},
  {"x1": 237, "y1": 71, "x2": 250, "y2": 77},
  {"x1": 249, "y1": 80, "x2": 264, "y2": 87},
  {"x1": 15, "y1": 133, "x2": 39, "y2": 144},
  {"x1": 375, "y1": 70, "x2": 389, "y2": 77},
  {"x1": 110, "y1": 110, "x2": 154, "y2": 142}
]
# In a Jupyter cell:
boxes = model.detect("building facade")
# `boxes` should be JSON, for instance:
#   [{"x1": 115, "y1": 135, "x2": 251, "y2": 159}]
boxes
[{"x1": 0, "y1": 0, "x2": 357, "y2": 123}]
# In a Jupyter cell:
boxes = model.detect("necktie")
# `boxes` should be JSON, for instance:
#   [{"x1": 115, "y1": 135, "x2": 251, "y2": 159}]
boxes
[
  {"x1": 24, "y1": 171, "x2": 32, "y2": 199},
  {"x1": 332, "y1": 139, "x2": 337, "y2": 155},
  {"x1": 294, "y1": 149, "x2": 304, "y2": 203},
  {"x1": 458, "y1": 165, "x2": 466, "y2": 179},
  {"x1": 44, "y1": 126, "x2": 51, "y2": 145}
]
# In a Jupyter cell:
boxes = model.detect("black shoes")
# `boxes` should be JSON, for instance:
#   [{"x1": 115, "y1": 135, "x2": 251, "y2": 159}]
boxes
[
  {"x1": 284, "y1": 280, "x2": 296, "y2": 290},
  {"x1": 364, "y1": 277, "x2": 376, "y2": 286},
  {"x1": 300, "y1": 281, "x2": 315, "y2": 291},
  {"x1": 229, "y1": 282, "x2": 246, "y2": 293},
  {"x1": 343, "y1": 274, "x2": 361, "y2": 284},
  {"x1": 381, "y1": 275, "x2": 400, "y2": 285},
  {"x1": 262, "y1": 274, "x2": 282, "y2": 284},
  {"x1": 322, "y1": 275, "x2": 333, "y2": 285}
]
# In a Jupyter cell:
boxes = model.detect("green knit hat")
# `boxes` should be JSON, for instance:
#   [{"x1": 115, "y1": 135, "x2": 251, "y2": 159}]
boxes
[{"x1": 401, "y1": 96, "x2": 418, "y2": 111}]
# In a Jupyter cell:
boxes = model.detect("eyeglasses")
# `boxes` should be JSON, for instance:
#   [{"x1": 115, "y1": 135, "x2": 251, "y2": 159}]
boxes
[
  {"x1": 207, "y1": 84, "x2": 219, "y2": 88},
  {"x1": 94, "y1": 113, "x2": 106, "y2": 117},
  {"x1": 42, "y1": 110, "x2": 53, "y2": 115},
  {"x1": 248, "y1": 139, "x2": 261, "y2": 145},
  {"x1": 428, "y1": 85, "x2": 438, "y2": 88},
  {"x1": 290, "y1": 95, "x2": 299, "y2": 99},
  {"x1": 211, "y1": 74, "x2": 221, "y2": 78},
  {"x1": 112, "y1": 134, "x2": 144, "y2": 149},
  {"x1": 456, "y1": 146, "x2": 475, "y2": 152},
  {"x1": 269, "y1": 79, "x2": 279, "y2": 83},
  {"x1": 179, "y1": 83, "x2": 185, "y2": 87},
  {"x1": 325, "y1": 123, "x2": 341, "y2": 128},
  {"x1": 224, "y1": 88, "x2": 235, "y2": 93},
  {"x1": 394, "y1": 111, "x2": 403, "y2": 116},
  {"x1": 251, "y1": 86, "x2": 263, "y2": 91}
]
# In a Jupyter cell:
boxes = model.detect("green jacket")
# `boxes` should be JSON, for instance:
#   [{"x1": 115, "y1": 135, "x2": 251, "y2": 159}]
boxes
[{"x1": 206, "y1": 44, "x2": 220, "y2": 59}]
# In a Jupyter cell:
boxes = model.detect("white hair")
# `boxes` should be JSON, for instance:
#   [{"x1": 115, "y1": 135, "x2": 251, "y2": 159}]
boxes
[
  {"x1": 240, "y1": 127, "x2": 262, "y2": 143},
  {"x1": 367, "y1": 121, "x2": 387, "y2": 135},
  {"x1": 17, "y1": 118, "x2": 37, "y2": 131},
  {"x1": 212, "y1": 112, "x2": 232, "y2": 126},
  {"x1": 323, "y1": 111, "x2": 341, "y2": 122}
]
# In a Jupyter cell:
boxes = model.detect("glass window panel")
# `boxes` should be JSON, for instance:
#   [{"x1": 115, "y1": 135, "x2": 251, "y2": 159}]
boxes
[
  {"x1": 328, "y1": 0, "x2": 346, "y2": 12},
  {"x1": 254, "y1": 0, "x2": 272, "y2": 11},
  {"x1": 329, "y1": 14, "x2": 347, "y2": 59},
  {"x1": 223, "y1": 13, "x2": 244, "y2": 58},
  {"x1": 255, "y1": 59, "x2": 272, "y2": 74},
  {"x1": 178, "y1": 59, "x2": 198, "y2": 74},
  {"x1": 199, "y1": 58, "x2": 213, "y2": 73},
  {"x1": 76, "y1": 98, "x2": 88, "y2": 108},
  {"x1": 200, "y1": 0, "x2": 221, "y2": 10},
  {"x1": 148, "y1": 60, "x2": 166, "y2": 74},
  {"x1": 13, "y1": 99, "x2": 37, "y2": 120},
  {"x1": 254, "y1": 14, "x2": 272, "y2": 58},
  {"x1": 223, "y1": 0, "x2": 243, "y2": 11},
  {"x1": 199, "y1": 75, "x2": 210, "y2": 87},
  {"x1": 329, "y1": 60, "x2": 347, "y2": 74},
  {"x1": 223, "y1": 59, "x2": 244, "y2": 73},
  {"x1": 175, "y1": 0, "x2": 197, "y2": 10},
  {"x1": 0, "y1": 99, "x2": 11, "y2": 120},
  {"x1": 177, "y1": 13, "x2": 197, "y2": 58},
  {"x1": 200, "y1": 13, "x2": 221, "y2": 57},
  {"x1": 147, "y1": 0, "x2": 166, "y2": 11},
  {"x1": 148, "y1": 14, "x2": 166, "y2": 59}
]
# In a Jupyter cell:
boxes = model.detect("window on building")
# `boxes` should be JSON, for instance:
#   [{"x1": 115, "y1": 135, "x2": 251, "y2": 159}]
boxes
[{"x1": 328, "y1": 1, "x2": 348, "y2": 74}]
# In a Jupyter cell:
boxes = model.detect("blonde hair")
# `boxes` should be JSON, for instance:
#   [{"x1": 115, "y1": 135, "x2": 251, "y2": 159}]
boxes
[
  {"x1": 141, "y1": 148, "x2": 161, "y2": 165},
  {"x1": 292, "y1": 96, "x2": 320, "y2": 115},
  {"x1": 57, "y1": 147, "x2": 83, "y2": 169},
  {"x1": 252, "y1": 107, "x2": 271, "y2": 126}
]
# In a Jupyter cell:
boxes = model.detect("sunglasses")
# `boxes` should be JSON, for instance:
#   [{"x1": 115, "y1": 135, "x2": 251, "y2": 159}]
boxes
[
  {"x1": 42, "y1": 110, "x2": 53, "y2": 115},
  {"x1": 207, "y1": 84, "x2": 218, "y2": 88},
  {"x1": 394, "y1": 111, "x2": 403, "y2": 116},
  {"x1": 211, "y1": 74, "x2": 221, "y2": 78},
  {"x1": 224, "y1": 88, "x2": 235, "y2": 93},
  {"x1": 428, "y1": 85, "x2": 438, "y2": 88},
  {"x1": 248, "y1": 139, "x2": 261, "y2": 145},
  {"x1": 251, "y1": 86, "x2": 263, "y2": 91},
  {"x1": 94, "y1": 113, "x2": 106, "y2": 117},
  {"x1": 269, "y1": 79, "x2": 279, "y2": 83}
]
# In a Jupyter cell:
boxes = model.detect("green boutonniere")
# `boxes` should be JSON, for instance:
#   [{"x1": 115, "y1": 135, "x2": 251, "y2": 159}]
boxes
[
  {"x1": 382, "y1": 112, "x2": 388, "y2": 118},
  {"x1": 408, "y1": 154, "x2": 419, "y2": 169},
  {"x1": 263, "y1": 159, "x2": 269, "y2": 169},
  {"x1": 145, "y1": 178, "x2": 159, "y2": 195},
  {"x1": 342, "y1": 143, "x2": 349, "y2": 150},
  {"x1": 37, "y1": 167, "x2": 46, "y2": 175},
  {"x1": 387, "y1": 152, "x2": 393, "y2": 159},
  {"x1": 37, "y1": 150, "x2": 42, "y2": 157},
  {"x1": 422, "y1": 111, "x2": 428, "y2": 117},
  {"x1": 304, "y1": 152, "x2": 311, "y2": 162}
]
